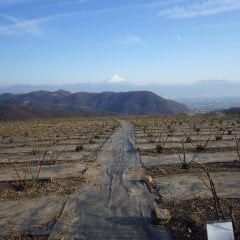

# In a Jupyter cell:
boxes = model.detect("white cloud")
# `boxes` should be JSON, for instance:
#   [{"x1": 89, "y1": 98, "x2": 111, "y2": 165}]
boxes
[
  {"x1": 0, "y1": 14, "x2": 48, "y2": 37},
  {"x1": 117, "y1": 35, "x2": 147, "y2": 46},
  {"x1": 158, "y1": 0, "x2": 240, "y2": 18},
  {"x1": 108, "y1": 75, "x2": 126, "y2": 84},
  {"x1": 0, "y1": 11, "x2": 84, "y2": 37},
  {"x1": 0, "y1": 4, "x2": 119, "y2": 38}
]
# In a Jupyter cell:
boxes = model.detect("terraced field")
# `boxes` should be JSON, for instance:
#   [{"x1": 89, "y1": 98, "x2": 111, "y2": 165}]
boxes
[
  {"x1": 0, "y1": 115, "x2": 239, "y2": 239},
  {"x1": 132, "y1": 115, "x2": 240, "y2": 239},
  {"x1": 0, "y1": 118, "x2": 119, "y2": 238}
]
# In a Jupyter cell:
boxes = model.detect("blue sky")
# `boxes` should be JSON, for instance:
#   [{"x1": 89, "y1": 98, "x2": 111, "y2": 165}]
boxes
[{"x1": 0, "y1": 0, "x2": 240, "y2": 86}]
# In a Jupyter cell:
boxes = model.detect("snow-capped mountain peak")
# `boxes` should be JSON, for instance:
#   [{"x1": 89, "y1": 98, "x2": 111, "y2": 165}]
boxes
[{"x1": 107, "y1": 75, "x2": 126, "y2": 84}]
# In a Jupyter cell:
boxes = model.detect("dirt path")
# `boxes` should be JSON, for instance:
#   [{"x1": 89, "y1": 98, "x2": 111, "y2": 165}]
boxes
[{"x1": 48, "y1": 121, "x2": 170, "y2": 239}]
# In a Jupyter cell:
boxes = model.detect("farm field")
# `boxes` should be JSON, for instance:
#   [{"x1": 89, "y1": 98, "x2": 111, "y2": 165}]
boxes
[
  {"x1": 0, "y1": 114, "x2": 239, "y2": 239},
  {"x1": 131, "y1": 114, "x2": 240, "y2": 239},
  {"x1": 0, "y1": 118, "x2": 119, "y2": 238},
  {"x1": 2, "y1": 0, "x2": 240, "y2": 239},
  {"x1": 0, "y1": 118, "x2": 170, "y2": 239}
]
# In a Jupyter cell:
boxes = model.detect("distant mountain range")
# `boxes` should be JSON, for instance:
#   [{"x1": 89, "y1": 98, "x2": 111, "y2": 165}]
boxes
[
  {"x1": 1, "y1": 80, "x2": 240, "y2": 98},
  {"x1": 0, "y1": 90, "x2": 189, "y2": 121}
]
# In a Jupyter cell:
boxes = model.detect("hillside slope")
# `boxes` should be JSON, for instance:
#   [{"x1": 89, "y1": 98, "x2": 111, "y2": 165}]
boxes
[
  {"x1": 0, "y1": 104, "x2": 113, "y2": 121},
  {"x1": 0, "y1": 90, "x2": 189, "y2": 120}
]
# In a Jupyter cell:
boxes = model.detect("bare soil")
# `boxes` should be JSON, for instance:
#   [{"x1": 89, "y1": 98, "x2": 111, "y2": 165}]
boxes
[
  {"x1": 145, "y1": 161, "x2": 240, "y2": 177},
  {"x1": 0, "y1": 176, "x2": 85, "y2": 201},
  {"x1": 146, "y1": 160, "x2": 240, "y2": 239},
  {"x1": 0, "y1": 235, "x2": 48, "y2": 240},
  {"x1": 138, "y1": 146, "x2": 237, "y2": 156},
  {"x1": 156, "y1": 198, "x2": 240, "y2": 240}
]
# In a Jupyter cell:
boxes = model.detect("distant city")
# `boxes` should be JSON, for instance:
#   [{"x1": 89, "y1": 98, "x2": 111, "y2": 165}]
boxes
[{"x1": 177, "y1": 97, "x2": 240, "y2": 113}]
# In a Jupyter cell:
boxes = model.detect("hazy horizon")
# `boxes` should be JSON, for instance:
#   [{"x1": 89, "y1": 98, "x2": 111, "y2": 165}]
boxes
[
  {"x1": 0, "y1": 0, "x2": 240, "y2": 86},
  {"x1": 1, "y1": 78, "x2": 240, "y2": 88}
]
